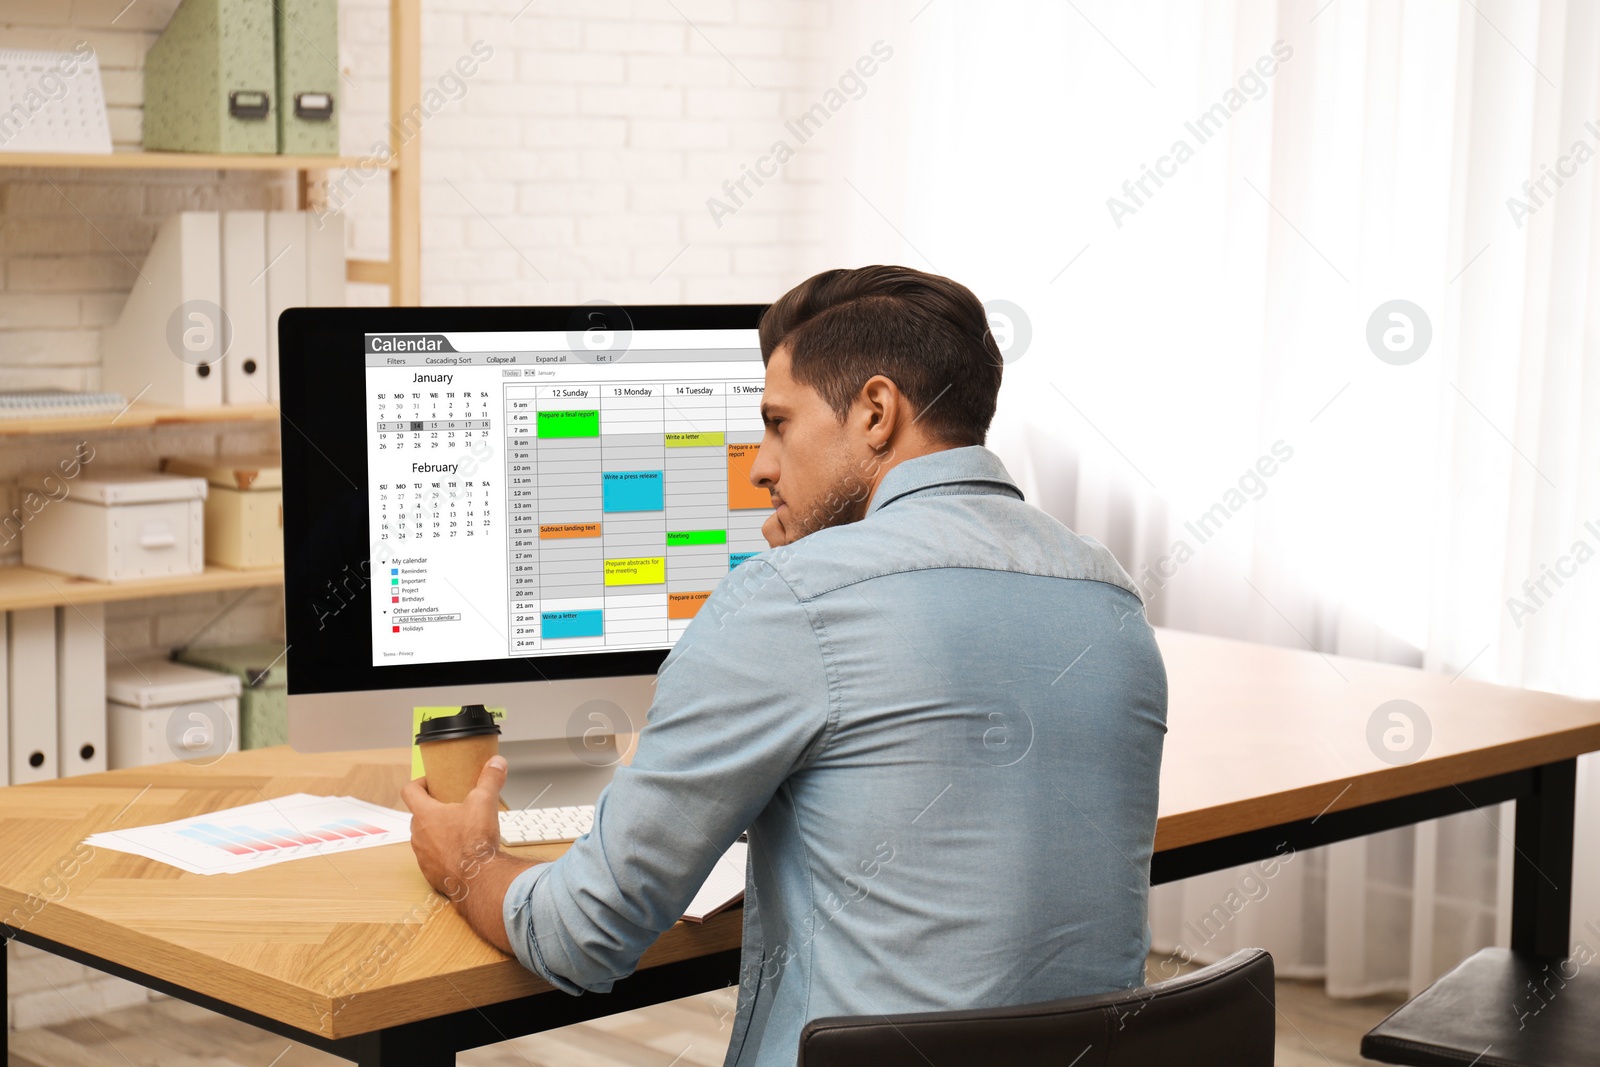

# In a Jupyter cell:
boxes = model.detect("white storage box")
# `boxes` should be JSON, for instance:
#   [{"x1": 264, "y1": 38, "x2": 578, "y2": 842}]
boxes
[
  {"x1": 21, "y1": 469, "x2": 207, "y2": 581},
  {"x1": 107, "y1": 658, "x2": 241, "y2": 769},
  {"x1": 160, "y1": 455, "x2": 282, "y2": 569}
]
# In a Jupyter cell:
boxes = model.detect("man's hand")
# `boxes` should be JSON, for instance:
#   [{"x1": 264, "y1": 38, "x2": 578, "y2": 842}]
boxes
[{"x1": 400, "y1": 755, "x2": 535, "y2": 956}]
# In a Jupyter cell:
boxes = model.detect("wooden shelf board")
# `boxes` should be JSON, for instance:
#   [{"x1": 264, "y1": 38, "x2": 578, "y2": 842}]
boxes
[
  {"x1": 0, "y1": 403, "x2": 279, "y2": 437},
  {"x1": 0, "y1": 564, "x2": 283, "y2": 613},
  {"x1": 0, "y1": 150, "x2": 389, "y2": 171}
]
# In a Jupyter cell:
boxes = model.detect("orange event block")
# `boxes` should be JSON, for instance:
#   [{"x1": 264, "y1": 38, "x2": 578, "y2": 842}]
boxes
[
  {"x1": 726, "y1": 444, "x2": 769, "y2": 510},
  {"x1": 540, "y1": 522, "x2": 601, "y2": 539},
  {"x1": 667, "y1": 591, "x2": 711, "y2": 619}
]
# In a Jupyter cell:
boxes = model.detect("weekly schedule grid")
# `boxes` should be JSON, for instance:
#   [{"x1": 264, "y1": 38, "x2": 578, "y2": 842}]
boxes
[{"x1": 364, "y1": 330, "x2": 771, "y2": 667}]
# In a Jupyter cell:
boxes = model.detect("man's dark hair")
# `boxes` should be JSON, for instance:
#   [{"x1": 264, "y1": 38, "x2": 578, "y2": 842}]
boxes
[{"x1": 758, "y1": 265, "x2": 1003, "y2": 446}]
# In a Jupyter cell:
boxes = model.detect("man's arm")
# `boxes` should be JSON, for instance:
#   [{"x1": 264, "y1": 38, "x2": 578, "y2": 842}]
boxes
[
  {"x1": 453, "y1": 849, "x2": 531, "y2": 955},
  {"x1": 500, "y1": 557, "x2": 832, "y2": 993},
  {"x1": 400, "y1": 756, "x2": 538, "y2": 956}
]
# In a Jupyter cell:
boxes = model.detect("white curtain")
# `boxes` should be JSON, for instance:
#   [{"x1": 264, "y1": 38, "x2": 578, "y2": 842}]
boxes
[{"x1": 803, "y1": 0, "x2": 1600, "y2": 996}]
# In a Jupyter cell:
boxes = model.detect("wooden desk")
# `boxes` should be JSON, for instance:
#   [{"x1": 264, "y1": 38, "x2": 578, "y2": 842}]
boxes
[
  {"x1": 0, "y1": 746, "x2": 742, "y2": 1065},
  {"x1": 2, "y1": 626, "x2": 1598, "y2": 1064},
  {"x1": 1150, "y1": 627, "x2": 1600, "y2": 957}
]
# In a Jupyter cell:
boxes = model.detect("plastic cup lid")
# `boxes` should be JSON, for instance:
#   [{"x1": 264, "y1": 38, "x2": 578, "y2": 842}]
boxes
[{"x1": 415, "y1": 704, "x2": 502, "y2": 744}]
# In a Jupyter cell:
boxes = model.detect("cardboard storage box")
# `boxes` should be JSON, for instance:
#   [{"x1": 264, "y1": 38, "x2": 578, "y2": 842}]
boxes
[
  {"x1": 161, "y1": 455, "x2": 283, "y2": 569},
  {"x1": 22, "y1": 470, "x2": 207, "y2": 582},
  {"x1": 107, "y1": 658, "x2": 241, "y2": 769},
  {"x1": 175, "y1": 642, "x2": 287, "y2": 750}
]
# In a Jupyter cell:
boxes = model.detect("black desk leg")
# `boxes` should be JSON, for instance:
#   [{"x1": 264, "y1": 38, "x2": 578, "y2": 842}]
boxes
[
  {"x1": 351, "y1": 1027, "x2": 454, "y2": 1066},
  {"x1": 1511, "y1": 758, "x2": 1577, "y2": 957}
]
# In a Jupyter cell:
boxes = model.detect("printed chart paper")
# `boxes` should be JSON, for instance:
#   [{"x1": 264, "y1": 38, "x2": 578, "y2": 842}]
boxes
[{"x1": 84, "y1": 793, "x2": 411, "y2": 875}]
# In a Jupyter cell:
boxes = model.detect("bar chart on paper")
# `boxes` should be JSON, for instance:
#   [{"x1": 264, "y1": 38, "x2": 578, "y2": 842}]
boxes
[
  {"x1": 177, "y1": 815, "x2": 391, "y2": 856},
  {"x1": 83, "y1": 794, "x2": 412, "y2": 875}
]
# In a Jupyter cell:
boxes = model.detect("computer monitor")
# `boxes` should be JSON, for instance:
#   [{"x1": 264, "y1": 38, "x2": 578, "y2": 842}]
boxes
[{"x1": 278, "y1": 304, "x2": 769, "y2": 807}]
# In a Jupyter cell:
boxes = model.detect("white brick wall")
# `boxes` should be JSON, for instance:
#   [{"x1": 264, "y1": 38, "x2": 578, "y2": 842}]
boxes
[
  {"x1": 330, "y1": 0, "x2": 839, "y2": 306},
  {"x1": 2, "y1": 0, "x2": 847, "y2": 1033}
]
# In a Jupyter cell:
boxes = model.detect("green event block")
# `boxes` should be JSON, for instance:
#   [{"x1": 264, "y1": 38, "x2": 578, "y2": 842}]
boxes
[
  {"x1": 667, "y1": 529, "x2": 727, "y2": 547},
  {"x1": 665, "y1": 431, "x2": 725, "y2": 447},
  {"x1": 143, "y1": 0, "x2": 279, "y2": 154},
  {"x1": 275, "y1": 0, "x2": 340, "y2": 155},
  {"x1": 538, "y1": 410, "x2": 600, "y2": 437}
]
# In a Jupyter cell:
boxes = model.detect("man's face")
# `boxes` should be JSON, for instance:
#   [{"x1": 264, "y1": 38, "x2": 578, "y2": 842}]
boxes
[{"x1": 748, "y1": 345, "x2": 877, "y2": 546}]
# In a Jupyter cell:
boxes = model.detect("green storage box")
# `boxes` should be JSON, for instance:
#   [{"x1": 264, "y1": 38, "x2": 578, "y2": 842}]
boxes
[
  {"x1": 175, "y1": 643, "x2": 287, "y2": 749},
  {"x1": 275, "y1": 0, "x2": 340, "y2": 155},
  {"x1": 143, "y1": 0, "x2": 278, "y2": 154}
]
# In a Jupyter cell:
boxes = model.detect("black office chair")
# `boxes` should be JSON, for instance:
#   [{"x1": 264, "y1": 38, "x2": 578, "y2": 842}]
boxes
[
  {"x1": 797, "y1": 947, "x2": 1276, "y2": 1066},
  {"x1": 1363, "y1": 947, "x2": 1600, "y2": 1066}
]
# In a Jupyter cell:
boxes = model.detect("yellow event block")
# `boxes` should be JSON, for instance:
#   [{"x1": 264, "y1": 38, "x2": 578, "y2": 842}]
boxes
[
  {"x1": 604, "y1": 557, "x2": 666, "y2": 585},
  {"x1": 665, "y1": 431, "x2": 725, "y2": 447}
]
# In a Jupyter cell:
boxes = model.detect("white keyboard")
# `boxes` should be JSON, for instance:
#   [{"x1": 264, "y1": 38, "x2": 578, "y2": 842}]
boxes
[{"x1": 498, "y1": 804, "x2": 595, "y2": 846}]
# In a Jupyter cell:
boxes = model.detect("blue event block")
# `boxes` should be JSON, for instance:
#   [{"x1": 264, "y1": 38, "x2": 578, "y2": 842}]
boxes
[
  {"x1": 542, "y1": 609, "x2": 604, "y2": 639},
  {"x1": 602, "y1": 470, "x2": 664, "y2": 512},
  {"x1": 729, "y1": 552, "x2": 758, "y2": 569}
]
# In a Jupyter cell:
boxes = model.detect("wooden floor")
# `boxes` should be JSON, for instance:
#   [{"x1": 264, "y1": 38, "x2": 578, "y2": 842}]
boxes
[{"x1": 7, "y1": 961, "x2": 1406, "y2": 1066}]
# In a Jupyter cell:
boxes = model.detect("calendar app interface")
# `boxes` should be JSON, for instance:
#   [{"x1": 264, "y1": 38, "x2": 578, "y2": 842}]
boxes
[{"x1": 364, "y1": 329, "x2": 770, "y2": 666}]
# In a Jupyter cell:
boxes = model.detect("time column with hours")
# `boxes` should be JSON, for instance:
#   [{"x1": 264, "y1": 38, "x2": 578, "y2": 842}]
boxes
[{"x1": 505, "y1": 385, "x2": 540, "y2": 652}]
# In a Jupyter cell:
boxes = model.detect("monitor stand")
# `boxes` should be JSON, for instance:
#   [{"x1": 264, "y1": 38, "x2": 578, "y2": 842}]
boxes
[{"x1": 500, "y1": 735, "x2": 622, "y2": 810}]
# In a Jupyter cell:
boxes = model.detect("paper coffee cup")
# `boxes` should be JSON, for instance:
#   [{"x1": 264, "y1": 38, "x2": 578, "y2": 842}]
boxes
[{"x1": 416, "y1": 705, "x2": 503, "y2": 805}]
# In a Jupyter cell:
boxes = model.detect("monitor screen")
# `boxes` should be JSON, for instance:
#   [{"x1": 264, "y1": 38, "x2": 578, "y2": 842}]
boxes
[
  {"x1": 365, "y1": 326, "x2": 768, "y2": 666},
  {"x1": 280, "y1": 305, "x2": 769, "y2": 698}
]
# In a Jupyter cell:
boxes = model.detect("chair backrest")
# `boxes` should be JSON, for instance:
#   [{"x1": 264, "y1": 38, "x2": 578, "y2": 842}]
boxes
[{"x1": 797, "y1": 948, "x2": 1275, "y2": 1067}]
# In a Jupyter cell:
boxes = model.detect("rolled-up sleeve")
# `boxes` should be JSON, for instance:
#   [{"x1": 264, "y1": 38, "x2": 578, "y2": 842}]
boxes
[{"x1": 500, "y1": 558, "x2": 832, "y2": 993}]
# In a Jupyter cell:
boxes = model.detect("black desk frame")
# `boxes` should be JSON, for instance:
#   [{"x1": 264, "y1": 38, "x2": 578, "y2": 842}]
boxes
[
  {"x1": 0, "y1": 924, "x2": 741, "y2": 1066},
  {"x1": 1, "y1": 758, "x2": 1578, "y2": 1064},
  {"x1": 1152, "y1": 758, "x2": 1578, "y2": 958}
]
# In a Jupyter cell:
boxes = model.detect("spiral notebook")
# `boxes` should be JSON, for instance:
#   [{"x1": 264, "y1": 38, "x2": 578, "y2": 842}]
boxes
[{"x1": 0, "y1": 47, "x2": 113, "y2": 154}]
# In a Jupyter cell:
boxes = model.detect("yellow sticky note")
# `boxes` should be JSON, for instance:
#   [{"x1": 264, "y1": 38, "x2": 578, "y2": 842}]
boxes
[{"x1": 411, "y1": 706, "x2": 505, "y2": 779}]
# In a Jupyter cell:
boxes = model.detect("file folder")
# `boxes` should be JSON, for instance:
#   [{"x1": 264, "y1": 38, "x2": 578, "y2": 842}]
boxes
[
  {"x1": 220, "y1": 211, "x2": 270, "y2": 405},
  {"x1": 274, "y1": 0, "x2": 340, "y2": 155},
  {"x1": 8, "y1": 608, "x2": 58, "y2": 784},
  {"x1": 143, "y1": 0, "x2": 278, "y2": 154},
  {"x1": 102, "y1": 211, "x2": 226, "y2": 408},
  {"x1": 0, "y1": 612, "x2": 8, "y2": 787},
  {"x1": 305, "y1": 211, "x2": 347, "y2": 308},
  {"x1": 264, "y1": 210, "x2": 307, "y2": 405},
  {"x1": 56, "y1": 605, "x2": 107, "y2": 778}
]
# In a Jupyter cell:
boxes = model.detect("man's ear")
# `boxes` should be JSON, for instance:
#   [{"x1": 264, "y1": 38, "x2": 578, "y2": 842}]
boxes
[{"x1": 858, "y1": 374, "x2": 901, "y2": 450}]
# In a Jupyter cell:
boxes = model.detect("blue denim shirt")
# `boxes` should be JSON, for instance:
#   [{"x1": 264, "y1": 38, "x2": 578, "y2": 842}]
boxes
[{"x1": 503, "y1": 445, "x2": 1168, "y2": 1067}]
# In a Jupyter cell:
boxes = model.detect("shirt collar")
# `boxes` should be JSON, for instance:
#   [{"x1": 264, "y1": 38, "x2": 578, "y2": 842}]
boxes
[{"x1": 864, "y1": 445, "x2": 1024, "y2": 517}]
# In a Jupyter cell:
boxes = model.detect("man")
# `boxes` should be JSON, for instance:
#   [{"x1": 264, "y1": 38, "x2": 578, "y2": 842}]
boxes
[{"x1": 402, "y1": 266, "x2": 1168, "y2": 1067}]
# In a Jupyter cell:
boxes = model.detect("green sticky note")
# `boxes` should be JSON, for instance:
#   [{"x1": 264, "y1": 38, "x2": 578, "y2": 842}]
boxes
[{"x1": 411, "y1": 705, "x2": 504, "y2": 779}]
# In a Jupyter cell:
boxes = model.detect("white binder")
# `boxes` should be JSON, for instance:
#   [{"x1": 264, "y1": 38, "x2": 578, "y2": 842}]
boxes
[
  {"x1": 220, "y1": 211, "x2": 270, "y2": 406},
  {"x1": 56, "y1": 604, "x2": 106, "y2": 777},
  {"x1": 305, "y1": 211, "x2": 347, "y2": 309},
  {"x1": 102, "y1": 211, "x2": 226, "y2": 409},
  {"x1": 264, "y1": 210, "x2": 308, "y2": 405},
  {"x1": 8, "y1": 607, "x2": 58, "y2": 783},
  {"x1": 0, "y1": 612, "x2": 8, "y2": 786}
]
